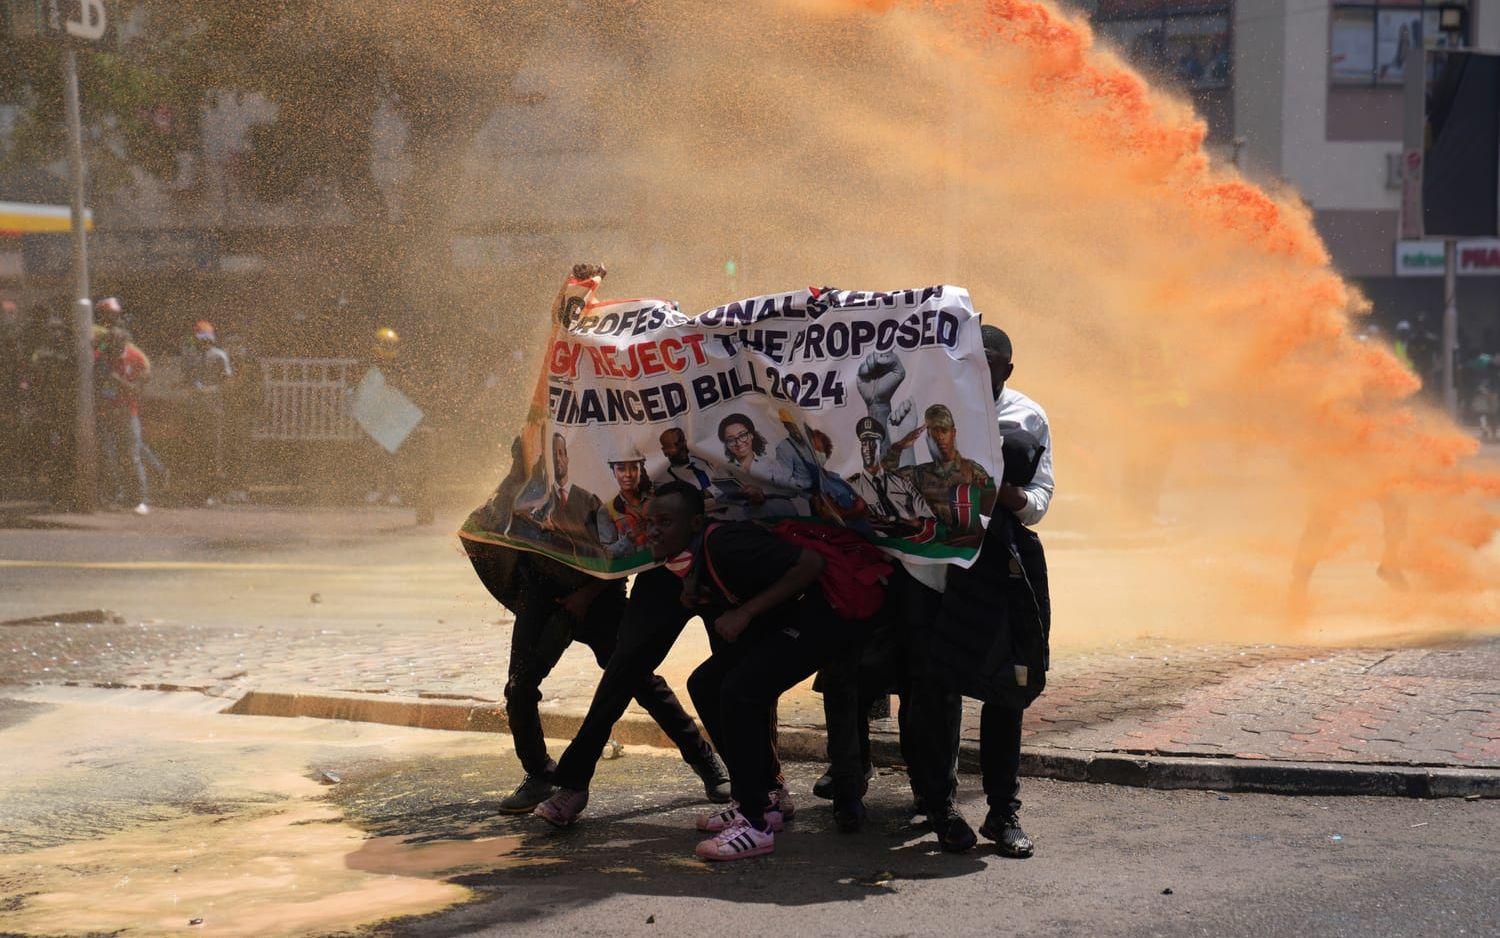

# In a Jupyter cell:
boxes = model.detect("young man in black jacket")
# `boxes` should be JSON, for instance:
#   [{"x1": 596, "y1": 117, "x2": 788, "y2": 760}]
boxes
[{"x1": 656, "y1": 481, "x2": 859, "y2": 861}]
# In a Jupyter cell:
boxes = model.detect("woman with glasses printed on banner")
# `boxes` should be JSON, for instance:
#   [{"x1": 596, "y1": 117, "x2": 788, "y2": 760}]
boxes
[{"x1": 714, "y1": 413, "x2": 805, "y2": 520}]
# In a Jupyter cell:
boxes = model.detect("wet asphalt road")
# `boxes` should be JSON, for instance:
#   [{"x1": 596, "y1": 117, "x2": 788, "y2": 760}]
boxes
[
  {"x1": 2, "y1": 690, "x2": 1495, "y2": 938},
  {"x1": 348, "y1": 757, "x2": 1500, "y2": 938}
]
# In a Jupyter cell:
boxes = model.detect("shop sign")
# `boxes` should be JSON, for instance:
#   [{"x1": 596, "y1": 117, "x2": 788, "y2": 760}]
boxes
[{"x1": 1395, "y1": 239, "x2": 1500, "y2": 277}]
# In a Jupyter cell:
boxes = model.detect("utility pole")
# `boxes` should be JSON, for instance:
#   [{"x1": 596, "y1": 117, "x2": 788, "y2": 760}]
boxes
[
  {"x1": 1442, "y1": 239, "x2": 1459, "y2": 415},
  {"x1": 62, "y1": 44, "x2": 97, "y2": 511}
]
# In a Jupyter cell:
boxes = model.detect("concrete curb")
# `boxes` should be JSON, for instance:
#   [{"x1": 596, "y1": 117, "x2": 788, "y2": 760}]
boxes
[{"x1": 223, "y1": 687, "x2": 1500, "y2": 799}]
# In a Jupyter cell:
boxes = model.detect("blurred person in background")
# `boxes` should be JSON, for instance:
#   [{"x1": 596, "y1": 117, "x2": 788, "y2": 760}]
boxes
[
  {"x1": 363, "y1": 325, "x2": 435, "y2": 525},
  {"x1": 94, "y1": 325, "x2": 167, "y2": 514},
  {"x1": 221, "y1": 331, "x2": 260, "y2": 503},
  {"x1": 182, "y1": 320, "x2": 233, "y2": 505},
  {"x1": 0, "y1": 299, "x2": 23, "y2": 492},
  {"x1": 25, "y1": 314, "x2": 77, "y2": 504}
]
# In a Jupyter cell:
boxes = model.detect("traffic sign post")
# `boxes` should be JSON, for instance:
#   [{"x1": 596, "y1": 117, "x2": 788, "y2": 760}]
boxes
[
  {"x1": 63, "y1": 43, "x2": 96, "y2": 511},
  {"x1": 7, "y1": 1, "x2": 114, "y2": 510}
]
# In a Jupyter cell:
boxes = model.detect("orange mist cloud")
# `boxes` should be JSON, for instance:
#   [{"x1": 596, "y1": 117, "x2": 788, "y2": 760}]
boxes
[{"x1": 493, "y1": 0, "x2": 1500, "y2": 642}]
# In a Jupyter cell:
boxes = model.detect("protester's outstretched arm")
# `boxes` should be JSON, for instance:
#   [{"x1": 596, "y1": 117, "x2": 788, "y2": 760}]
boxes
[{"x1": 520, "y1": 264, "x2": 605, "y2": 476}]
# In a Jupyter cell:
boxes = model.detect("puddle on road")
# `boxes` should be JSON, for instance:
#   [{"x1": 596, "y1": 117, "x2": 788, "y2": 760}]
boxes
[{"x1": 0, "y1": 688, "x2": 538, "y2": 937}]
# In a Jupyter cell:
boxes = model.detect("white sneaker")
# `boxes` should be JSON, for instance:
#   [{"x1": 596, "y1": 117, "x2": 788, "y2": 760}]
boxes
[
  {"x1": 694, "y1": 815, "x2": 774, "y2": 862},
  {"x1": 133, "y1": 503, "x2": 150, "y2": 515}
]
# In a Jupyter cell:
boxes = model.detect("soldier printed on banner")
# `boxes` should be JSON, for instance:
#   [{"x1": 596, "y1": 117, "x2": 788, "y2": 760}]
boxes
[{"x1": 884, "y1": 403, "x2": 996, "y2": 545}]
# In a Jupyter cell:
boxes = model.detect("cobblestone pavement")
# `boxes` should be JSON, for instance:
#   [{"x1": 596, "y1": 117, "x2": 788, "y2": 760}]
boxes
[{"x1": 3, "y1": 505, "x2": 1498, "y2": 771}]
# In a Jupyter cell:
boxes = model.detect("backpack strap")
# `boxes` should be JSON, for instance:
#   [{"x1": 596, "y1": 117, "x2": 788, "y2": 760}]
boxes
[{"x1": 699, "y1": 522, "x2": 741, "y2": 606}]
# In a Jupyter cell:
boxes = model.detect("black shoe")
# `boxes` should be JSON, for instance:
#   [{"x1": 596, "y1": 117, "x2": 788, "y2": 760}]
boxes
[
  {"x1": 930, "y1": 806, "x2": 977, "y2": 853},
  {"x1": 833, "y1": 797, "x2": 866, "y2": 833},
  {"x1": 499, "y1": 771, "x2": 556, "y2": 814},
  {"x1": 980, "y1": 811, "x2": 1034, "y2": 858},
  {"x1": 812, "y1": 762, "x2": 873, "y2": 801},
  {"x1": 692, "y1": 751, "x2": 733, "y2": 803}
]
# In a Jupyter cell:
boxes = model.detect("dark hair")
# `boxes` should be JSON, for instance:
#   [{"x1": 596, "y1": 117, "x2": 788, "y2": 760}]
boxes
[
  {"x1": 652, "y1": 480, "x2": 706, "y2": 517},
  {"x1": 612, "y1": 460, "x2": 653, "y2": 511},
  {"x1": 981, "y1": 324, "x2": 1012, "y2": 361},
  {"x1": 809, "y1": 428, "x2": 834, "y2": 458},
  {"x1": 717, "y1": 412, "x2": 766, "y2": 461}
]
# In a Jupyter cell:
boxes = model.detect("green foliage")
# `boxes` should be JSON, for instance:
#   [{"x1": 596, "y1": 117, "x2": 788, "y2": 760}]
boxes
[{"x1": 1, "y1": 0, "x2": 559, "y2": 212}]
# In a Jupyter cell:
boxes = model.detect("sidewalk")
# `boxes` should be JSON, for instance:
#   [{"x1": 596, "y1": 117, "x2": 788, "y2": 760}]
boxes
[{"x1": 2, "y1": 504, "x2": 1498, "y2": 797}]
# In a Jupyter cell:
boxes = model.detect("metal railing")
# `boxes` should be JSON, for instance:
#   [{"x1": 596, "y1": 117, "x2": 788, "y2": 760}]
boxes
[{"x1": 253, "y1": 357, "x2": 362, "y2": 442}]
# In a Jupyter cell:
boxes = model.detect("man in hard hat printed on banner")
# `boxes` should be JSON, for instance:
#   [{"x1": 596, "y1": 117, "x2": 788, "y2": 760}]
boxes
[
  {"x1": 883, "y1": 403, "x2": 995, "y2": 545},
  {"x1": 596, "y1": 444, "x2": 653, "y2": 560}
]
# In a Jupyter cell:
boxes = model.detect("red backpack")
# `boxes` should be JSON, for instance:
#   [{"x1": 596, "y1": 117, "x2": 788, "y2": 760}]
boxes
[
  {"x1": 770, "y1": 520, "x2": 894, "y2": 621},
  {"x1": 699, "y1": 521, "x2": 894, "y2": 621}
]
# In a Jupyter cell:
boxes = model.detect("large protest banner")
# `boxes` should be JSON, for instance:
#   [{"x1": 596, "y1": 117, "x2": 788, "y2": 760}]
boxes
[{"x1": 461, "y1": 275, "x2": 1003, "y2": 577}]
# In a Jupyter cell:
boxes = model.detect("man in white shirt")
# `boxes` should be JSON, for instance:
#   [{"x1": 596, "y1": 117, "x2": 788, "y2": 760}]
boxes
[
  {"x1": 975, "y1": 324, "x2": 1051, "y2": 857},
  {"x1": 991, "y1": 331, "x2": 1054, "y2": 527},
  {"x1": 902, "y1": 324, "x2": 1053, "y2": 858}
]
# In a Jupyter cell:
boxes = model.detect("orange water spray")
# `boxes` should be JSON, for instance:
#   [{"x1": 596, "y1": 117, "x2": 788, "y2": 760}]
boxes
[{"x1": 504, "y1": 0, "x2": 1500, "y2": 640}]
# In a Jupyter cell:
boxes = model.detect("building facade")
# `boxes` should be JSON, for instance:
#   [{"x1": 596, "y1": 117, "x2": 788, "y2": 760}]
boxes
[{"x1": 1080, "y1": 0, "x2": 1500, "y2": 346}]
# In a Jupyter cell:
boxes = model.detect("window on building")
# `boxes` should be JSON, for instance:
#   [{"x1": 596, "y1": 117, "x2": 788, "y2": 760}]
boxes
[
  {"x1": 1083, "y1": 2, "x2": 1234, "y2": 140},
  {"x1": 1086, "y1": 2, "x2": 1232, "y2": 90},
  {"x1": 1330, "y1": 2, "x2": 1470, "y2": 87}
]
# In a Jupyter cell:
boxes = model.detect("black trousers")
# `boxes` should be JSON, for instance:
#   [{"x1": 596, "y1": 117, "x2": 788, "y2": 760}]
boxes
[
  {"x1": 898, "y1": 574, "x2": 1027, "y2": 815},
  {"x1": 688, "y1": 590, "x2": 849, "y2": 824},
  {"x1": 819, "y1": 591, "x2": 914, "y2": 802},
  {"x1": 468, "y1": 549, "x2": 711, "y2": 780},
  {"x1": 552, "y1": 565, "x2": 714, "y2": 791}
]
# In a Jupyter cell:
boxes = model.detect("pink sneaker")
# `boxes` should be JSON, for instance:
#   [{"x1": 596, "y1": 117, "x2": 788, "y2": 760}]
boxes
[
  {"x1": 697, "y1": 802, "x2": 785, "y2": 833},
  {"x1": 533, "y1": 788, "x2": 588, "y2": 827},
  {"x1": 694, "y1": 815, "x2": 774, "y2": 862}
]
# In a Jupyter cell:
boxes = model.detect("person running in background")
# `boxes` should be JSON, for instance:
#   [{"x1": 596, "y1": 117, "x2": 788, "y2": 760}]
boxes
[{"x1": 95, "y1": 326, "x2": 167, "y2": 514}]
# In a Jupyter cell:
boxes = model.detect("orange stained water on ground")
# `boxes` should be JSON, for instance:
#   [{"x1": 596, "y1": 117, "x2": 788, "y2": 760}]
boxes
[
  {"x1": 484, "y1": 0, "x2": 1500, "y2": 643},
  {"x1": 0, "y1": 691, "x2": 529, "y2": 937}
]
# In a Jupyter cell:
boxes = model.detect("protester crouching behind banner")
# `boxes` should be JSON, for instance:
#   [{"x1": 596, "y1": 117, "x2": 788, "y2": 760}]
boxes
[
  {"x1": 900, "y1": 323, "x2": 1053, "y2": 856},
  {"x1": 464, "y1": 267, "x2": 1006, "y2": 851},
  {"x1": 663, "y1": 481, "x2": 880, "y2": 862},
  {"x1": 459, "y1": 272, "x2": 732, "y2": 817}
]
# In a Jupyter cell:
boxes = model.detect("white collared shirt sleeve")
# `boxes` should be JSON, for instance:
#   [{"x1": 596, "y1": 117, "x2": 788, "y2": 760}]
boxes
[{"x1": 998, "y1": 388, "x2": 1055, "y2": 527}]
